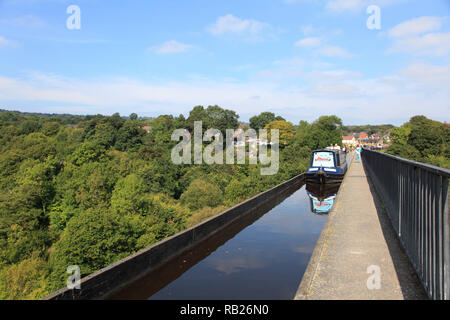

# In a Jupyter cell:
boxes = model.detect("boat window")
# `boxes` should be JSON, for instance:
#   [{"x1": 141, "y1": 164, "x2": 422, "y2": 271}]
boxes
[{"x1": 312, "y1": 151, "x2": 335, "y2": 168}]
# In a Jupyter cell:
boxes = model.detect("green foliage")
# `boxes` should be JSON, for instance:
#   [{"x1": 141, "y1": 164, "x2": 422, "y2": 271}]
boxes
[
  {"x1": 224, "y1": 178, "x2": 257, "y2": 204},
  {"x1": 0, "y1": 108, "x2": 357, "y2": 299},
  {"x1": 110, "y1": 174, "x2": 148, "y2": 215},
  {"x1": 408, "y1": 116, "x2": 446, "y2": 158},
  {"x1": 90, "y1": 122, "x2": 116, "y2": 148},
  {"x1": 19, "y1": 120, "x2": 41, "y2": 135},
  {"x1": 115, "y1": 121, "x2": 146, "y2": 152},
  {"x1": 387, "y1": 116, "x2": 449, "y2": 168},
  {"x1": 180, "y1": 178, "x2": 224, "y2": 210},
  {"x1": 41, "y1": 122, "x2": 60, "y2": 136},
  {"x1": 0, "y1": 257, "x2": 50, "y2": 300},
  {"x1": 186, "y1": 205, "x2": 228, "y2": 228},
  {"x1": 307, "y1": 116, "x2": 343, "y2": 149},
  {"x1": 249, "y1": 112, "x2": 285, "y2": 131},
  {"x1": 264, "y1": 120, "x2": 295, "y2": 145},
  {"x1": 48, "y1": 208, "x2": 137, "y2": 288},
  {"x1": 342, "y1": 124, "x2": 394, "y2": 136},
  {"x1": 70, "y1": 141, "x2": 106, "y2": 166},
  {"x1": 186, "y1": 105, "x2": 239, "y2": 136},
  {"x1": 390, "y1": 126, "x2": 410, "y2": 146}
]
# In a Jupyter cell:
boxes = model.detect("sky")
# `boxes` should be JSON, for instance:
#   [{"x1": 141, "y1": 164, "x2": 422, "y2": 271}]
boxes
[{"x1": 0, "y1": 0, "x2": 449, "y2": 125}]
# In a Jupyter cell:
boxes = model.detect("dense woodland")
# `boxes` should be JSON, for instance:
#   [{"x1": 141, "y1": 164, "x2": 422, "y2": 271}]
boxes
[
  {"x1": 0, "y1": 107, "x2": 345, "y2": 299},
  {"x1": 342, "y1": 124, "x2": 394, "y2": 136},
  {"x1": 0, "y1": 107, "x2": 447, "y2": 299},
  {"x1": 386, "y1": 116, "x2": 450, "y2": 169}
]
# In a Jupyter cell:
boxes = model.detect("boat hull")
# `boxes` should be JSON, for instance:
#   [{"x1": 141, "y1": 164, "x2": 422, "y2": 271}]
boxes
[{"x1": 305, "y1": 171, "x2": 344, "y2": 185}]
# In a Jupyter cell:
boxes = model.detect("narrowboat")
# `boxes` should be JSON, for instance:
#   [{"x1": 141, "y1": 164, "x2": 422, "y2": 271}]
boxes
[
  {"x1": 305, "y1": 149, "x2": 348, "y2": 184},
  {"x1": 306, "y1": 182, "x2": 340, "y2": 215}
]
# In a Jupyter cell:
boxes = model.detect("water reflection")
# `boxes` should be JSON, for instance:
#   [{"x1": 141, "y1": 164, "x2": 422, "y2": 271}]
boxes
[
  {"x1": 306, "y1": 182, "x2": 341, "y2": 215},
  {"x1": 108, "y1": 182, "x2": 329, "y2": 300}
]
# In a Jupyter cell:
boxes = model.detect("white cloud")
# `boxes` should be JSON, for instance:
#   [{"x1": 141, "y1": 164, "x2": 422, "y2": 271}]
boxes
[
  {"x1": 326, "y1": 0, "x2": 367, "y2": 13},
  {"x1": 386, "y1": 16, "x2": 450, "y2": 57},
  {"x1": 294, "y1": 34, "x2": 353, "y2": 59},
  {"x1": 207, "y1": 14, "x2": 270, "y2": 39},
  {"x1": 0, "y1": 36, "x2": 18, "y2": 47},
  {"x1": 295, "y1": 37, "x2": 321, "y2": 47},
  {"x1": 252, "y1": 57, "x2": 304, "y2": 80},
  {"x1": 326, "y1": 0, "x2": 405, "y2": 13},
  {"x1": 314, "y1": 45, "x2": 354, "y2": 58},
  {"x1": 148, "y1": 40, "x2": 193, "y2": 54},
  {"x1": 1, "y1": 62, "x2": 449, "y2": 125},
  {"x1": 306, "y1": 69, "x2": 363, "y2": 82},
  {"x1": 300, "y1": 24, "x2": 315, "y2": 35},
  {"x1": 0, "y1": 14, "x2": 46, "y2": 28},
  {"x1": 388, "y1": 16, "x2": 447, "y2": 38},
  {"x1": 400, "y1": 63, "x2": 450, "y2": 88},
  {"x1": 388, "y1": 32, "x2": 450, "y2": 57}
]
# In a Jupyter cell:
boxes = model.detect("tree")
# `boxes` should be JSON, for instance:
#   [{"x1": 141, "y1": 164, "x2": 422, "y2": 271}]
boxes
[
  {"x1": 90, "y1": 122, "x2": 116, "y2": 148},
  {"x1": 408, "y1": 116, "x2": 445, "y2": 158},
  {"x1": 264, "y1": 120, "x2": 295, "y2": 145},
  {"x1": 186, "y1": 105, "x2": 239, "y2": 136},
  {"x1": 224, "y1": 177, "x2": 258, "y2": 203},
  {"x1": 48, "y1": 208, "x2": 137, "y2": 290},
  {"x1": 308, "y1": 115, "x2": 343, "y2": 149},
  {"x1": 390, "y1": 126, "x2": 411, "y2": 146},
  {"x1": 0, "y1": 257, "x2": 50, "y2": 300},
  {"x1": 180, "y1": 178, "x2": 223, "y2": 211},
  {"x1": 70, "y1": 141, "x2": 106, "y2": 166},
  {"x1": 387, "y1": 116, "x2": 449, "y2": 167},
  {"x1": 115, "y1": 121, "x2": 145, "y2": 152},
  {"x1": 129, "y1": 113, "x2": 138, "y2": 121},
  {"x1": 249, "y1": 112, "x2": 285, "y2": 131},
  {"x1": 147, "y1": 115, "x2": 176, "y2": 148},
  {"x1": 42, "y1": 122, "x2": 60, "y2": 136},
  {"x1": 204, "y1": 105, "x2": 240, "y2": 134},
  {"x1": 110, "y1": 174, "x2": 148, "y2": 215},
  {"x1": 19, "y1": 120, "x2": 41, "y2": 135}
]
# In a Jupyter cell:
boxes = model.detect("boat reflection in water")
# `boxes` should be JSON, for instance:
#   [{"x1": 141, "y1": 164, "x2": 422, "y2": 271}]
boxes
[{"x1": 306, "y1": 182, "x2": 341, "y2": 215}]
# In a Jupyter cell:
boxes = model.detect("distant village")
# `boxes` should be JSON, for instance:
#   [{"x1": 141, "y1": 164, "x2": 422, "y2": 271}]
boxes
[
  {"x1": 342, "y1": 132, "x2": 391, "y2": 150},
  {"x1": 66, "y1": 122, "x2": 392, "y2": 152}
]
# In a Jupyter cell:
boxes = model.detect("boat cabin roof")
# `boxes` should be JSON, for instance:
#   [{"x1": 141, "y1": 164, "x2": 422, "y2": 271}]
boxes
[{"x1": 311, "y1": 149, "x2": 342, "y2": 154}]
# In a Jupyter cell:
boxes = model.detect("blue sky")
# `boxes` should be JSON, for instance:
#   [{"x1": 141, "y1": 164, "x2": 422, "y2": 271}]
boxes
[{"x1": 0, "y1": 0, "x2": 449, "y2": 125}]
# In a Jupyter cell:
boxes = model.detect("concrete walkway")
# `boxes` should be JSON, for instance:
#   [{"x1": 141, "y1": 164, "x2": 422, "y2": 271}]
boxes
[{"x1": 295, "y1": 158, "x2": 428, "y2": 300}]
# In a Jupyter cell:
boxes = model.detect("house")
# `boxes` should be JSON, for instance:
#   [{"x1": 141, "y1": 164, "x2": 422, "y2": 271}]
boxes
[
  {"x1": 342, "y1": 135, "x2": 357, "y2": 147},
  {"x1": 141, "y1": 126, "x2": 152, "y2": 133},
  {"x1": 358, "y1": 132, "x2": 368, "y2": 141},
  {"x1": 370, "y1": 133, "x2": 382, "y2": 141}
]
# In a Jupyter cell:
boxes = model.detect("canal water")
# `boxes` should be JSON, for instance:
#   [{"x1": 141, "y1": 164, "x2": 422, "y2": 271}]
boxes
[{"x1": 109, "y1": 182, "x2": 339, "y2": 300}]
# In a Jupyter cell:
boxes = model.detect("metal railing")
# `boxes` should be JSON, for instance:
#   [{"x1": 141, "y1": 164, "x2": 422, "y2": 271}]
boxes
[{"x1": 362, "y1": 149, "x2": 450, "y2": 299}]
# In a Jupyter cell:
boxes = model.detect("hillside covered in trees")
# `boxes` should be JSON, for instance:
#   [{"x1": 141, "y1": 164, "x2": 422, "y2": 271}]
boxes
[
  {"x1": 0, "y1": 107, "x2": 344, "y2": 299},
  {"x1": 386, "y1": 116, "x2": 449, "y2": 169},
  {"x1": 342, "y1": 124, "x2": 394, "y2": 136}
]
